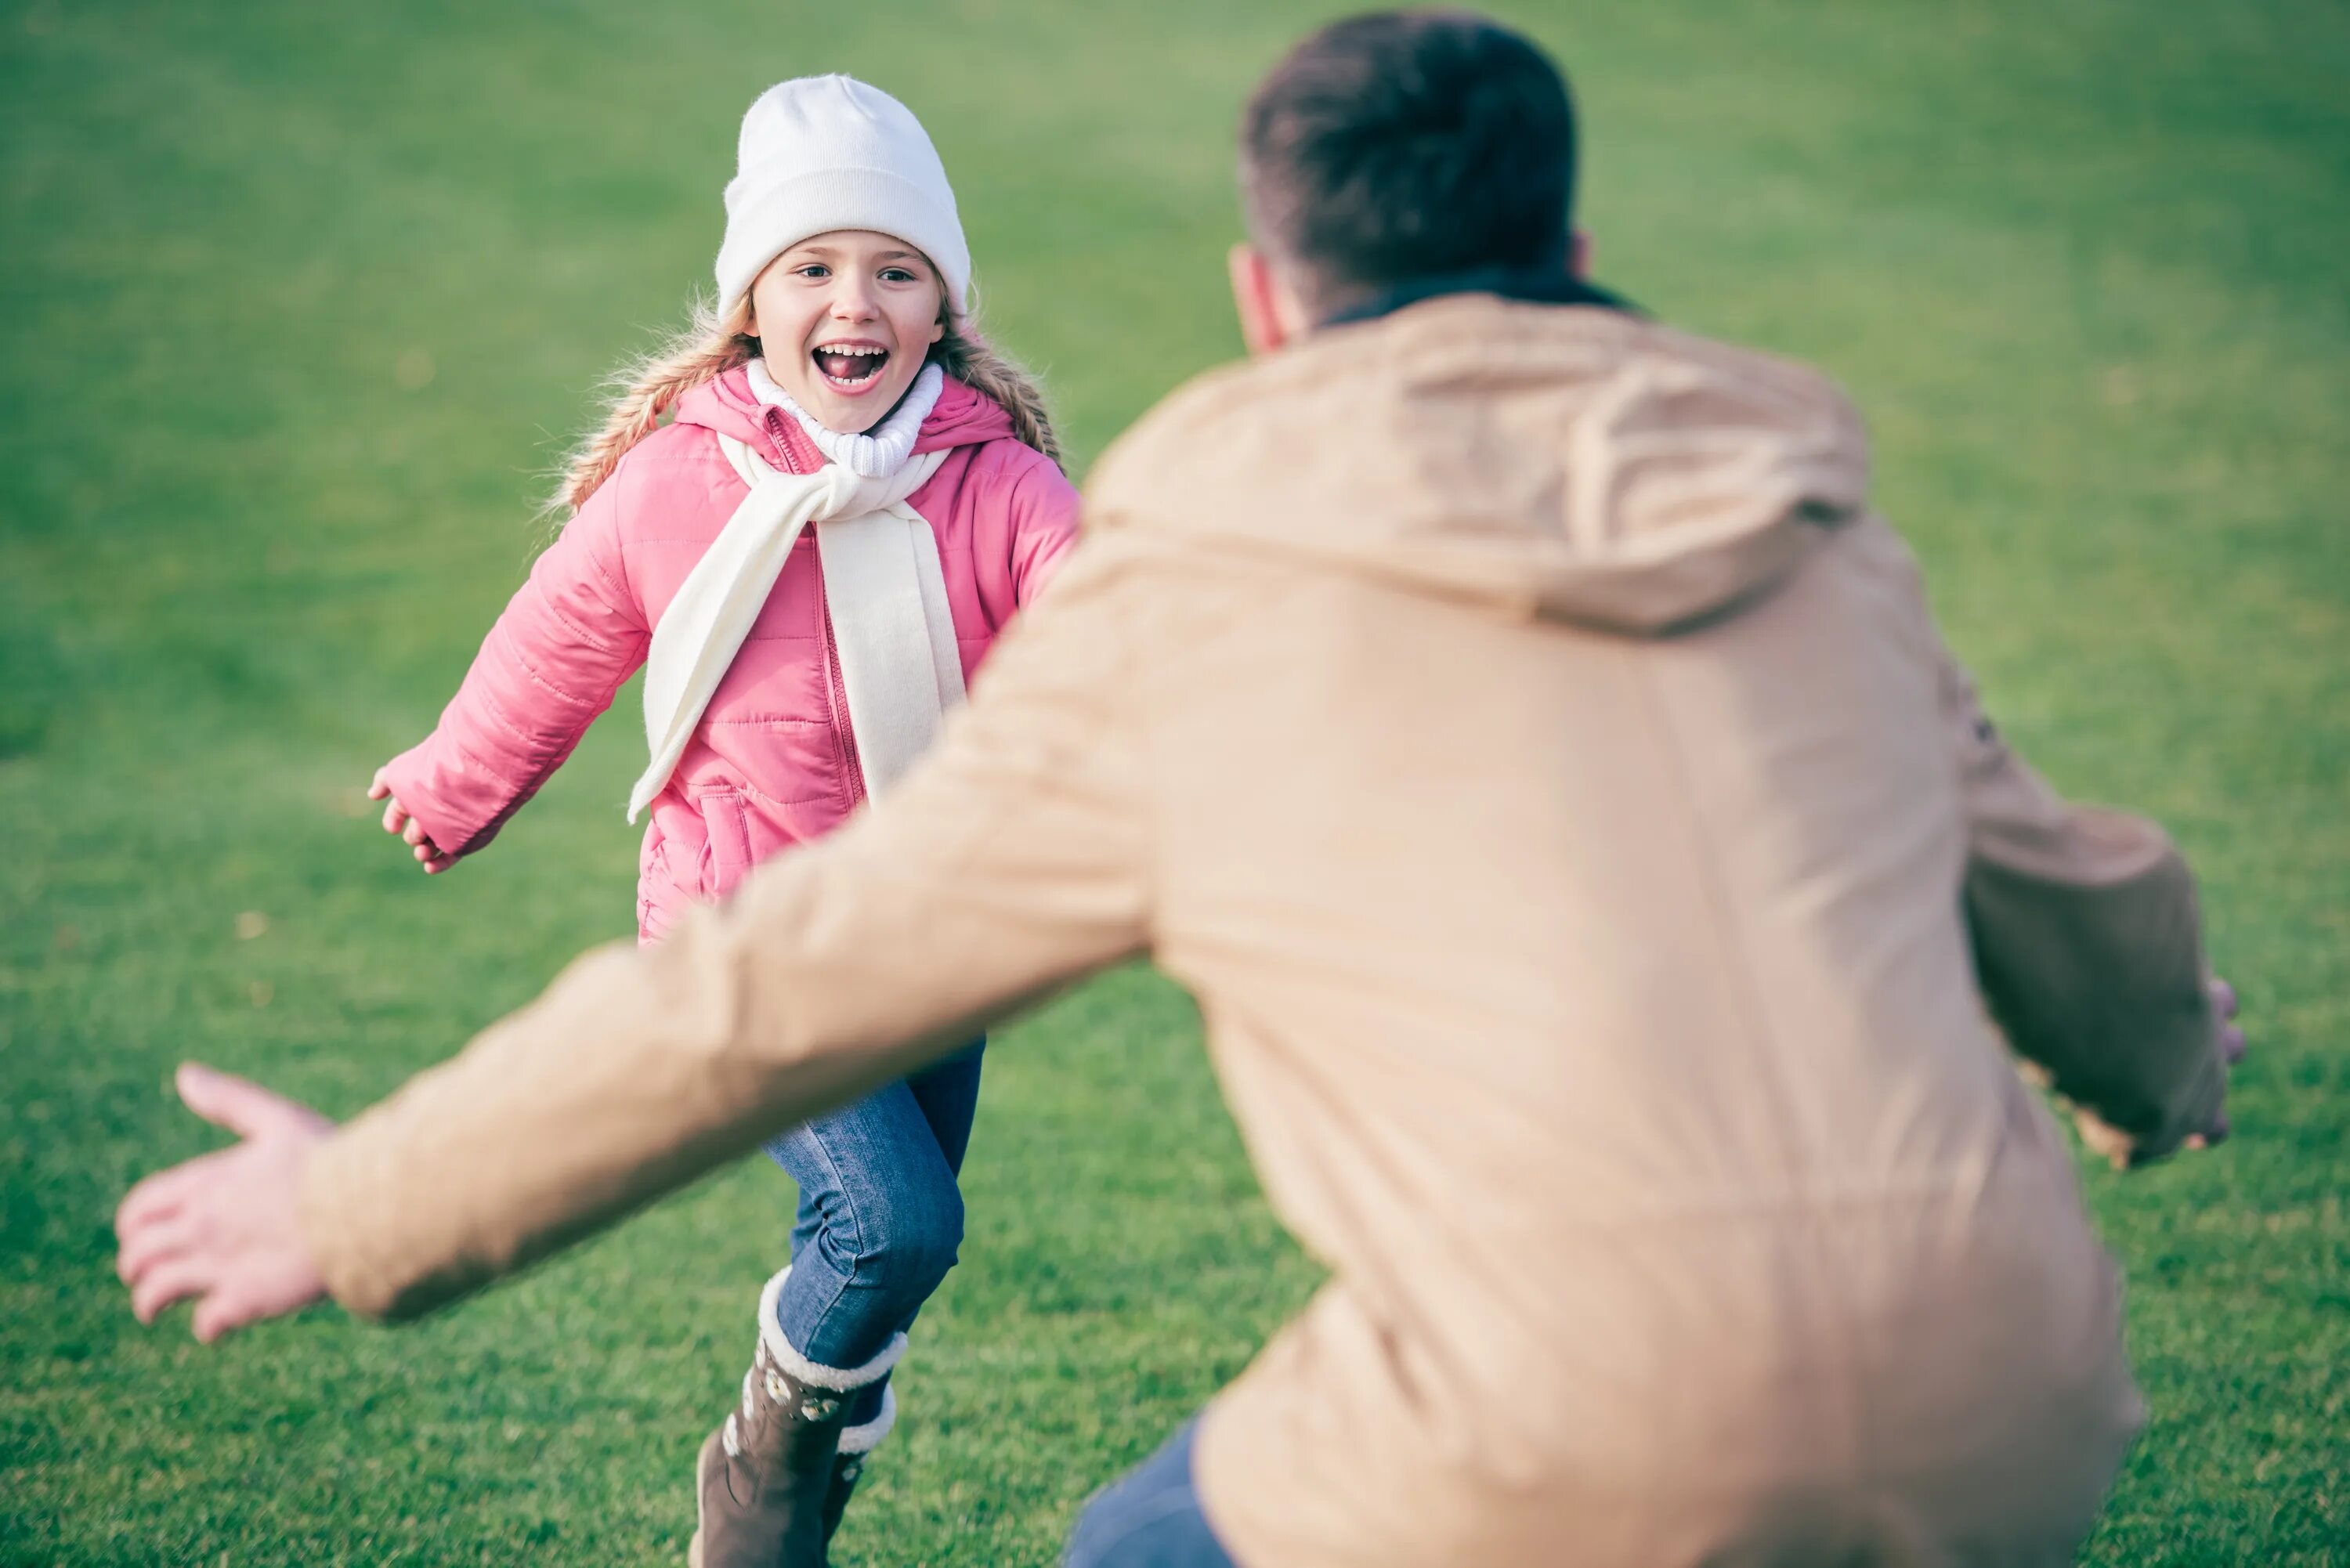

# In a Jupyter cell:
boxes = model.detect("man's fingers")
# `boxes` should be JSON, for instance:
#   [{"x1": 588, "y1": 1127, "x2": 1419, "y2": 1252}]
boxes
[
  {"x1": 381, "y1": 798, "x2": 407, "y2": 835},
  {"x1": 193, "y1": 1269, "x2": 322, "y2": 1342},
  {"x1": 131, "y1": 1255, "x2": 214, "y2": 1325},
  {"x1": 176, "y1": 1063, "x2": 301, "y2": 1140},
  {"x1": 116, "y1": 1172, "x2": 187, "y2": 1237},
  {"x1": 115, "y1": 1150, "x2": 226, "y2": 1236},
  {"x1": 118, "y1": 1212, "x2": 199, "y2": 1286},
  {"x1": 193, "y1": 1288, "x2": 258, "y2": 1344},
  {"x1": 119, "y1": 1074, "x2": 331, "y2": 1341},
  {"x1": 2208, "y1": 980, "x2": 2244, "y2": 1064}
]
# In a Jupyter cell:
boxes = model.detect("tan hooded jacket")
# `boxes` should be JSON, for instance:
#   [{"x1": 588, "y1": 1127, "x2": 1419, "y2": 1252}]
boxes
[{"x1": 302, "y1": 297, "x2": 2222, "y2": 1566}]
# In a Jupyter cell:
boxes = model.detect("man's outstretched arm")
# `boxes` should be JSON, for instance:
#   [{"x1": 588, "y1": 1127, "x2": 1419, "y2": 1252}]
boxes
[
  {"x1": 118, "y1": 542, "x2": 1155, "y2": 1335},
  {"x1": 1945, "y1": 653, "x2": 2241, "y2": 1166}
]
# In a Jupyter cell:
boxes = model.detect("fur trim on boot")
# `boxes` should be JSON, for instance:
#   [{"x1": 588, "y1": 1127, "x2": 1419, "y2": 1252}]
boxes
[
  {"x1": 689, "y1": 1269, "x2": 903, "y2": 1568},
  {"x1": 821, "y1": 1384, "x2": 898, "y2": 1547}
]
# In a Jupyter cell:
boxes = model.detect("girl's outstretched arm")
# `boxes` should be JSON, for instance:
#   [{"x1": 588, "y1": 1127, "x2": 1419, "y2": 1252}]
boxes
[{"x1": 374, "y1": 468, "x2": 650, "y2": 869}]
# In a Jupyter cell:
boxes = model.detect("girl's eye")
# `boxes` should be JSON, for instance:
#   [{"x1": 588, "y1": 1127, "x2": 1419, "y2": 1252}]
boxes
[
  {"x1": 879, "y1": 268, "x2": 916, "y2": 284},
  {"x1": 794, "y1": 264, "x2": 830, "y2": 280}
]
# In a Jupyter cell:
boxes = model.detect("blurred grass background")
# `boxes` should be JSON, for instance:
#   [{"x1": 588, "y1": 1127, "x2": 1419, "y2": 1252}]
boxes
[{"x1": 2, "y1": 0, "x2": 2345, "y2": 1562}]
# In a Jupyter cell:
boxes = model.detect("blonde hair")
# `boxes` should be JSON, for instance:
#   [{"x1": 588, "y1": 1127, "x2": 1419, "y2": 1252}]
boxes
[
  {"x1": 549, "y1": 290, "x2": 1059, "y2": 521},
  {"x1": 932, "y1": 317, "x2": 1061, "y2": 468}
]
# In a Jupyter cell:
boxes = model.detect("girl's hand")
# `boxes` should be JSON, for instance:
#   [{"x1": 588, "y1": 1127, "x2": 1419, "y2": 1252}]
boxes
[
  {"x1": 368, "y1": 767, "x2": 457, "y2": 874},
  {"x1": 114, "y1": 1064, "x2": 333, "y2": 1342}
]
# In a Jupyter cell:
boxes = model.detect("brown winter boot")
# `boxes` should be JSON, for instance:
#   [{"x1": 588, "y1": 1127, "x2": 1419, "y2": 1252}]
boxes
[
  {"x1": 819, "y1": 1384, "x2": 898, "y2": 1550},
  {"x1": 689, "y1": 1270, "x2": 906, "y2": 1568}
]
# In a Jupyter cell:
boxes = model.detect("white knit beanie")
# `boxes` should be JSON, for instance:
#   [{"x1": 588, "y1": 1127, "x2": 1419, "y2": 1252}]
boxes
[{"x1": 715, "y1": 75, "x2": 972, "y2": 323}]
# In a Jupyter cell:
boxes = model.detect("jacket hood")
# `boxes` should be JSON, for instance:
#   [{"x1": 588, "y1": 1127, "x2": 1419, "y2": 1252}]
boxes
[
  {"x1": 1084, "y1": 295, "x2": 1871, "y2": 634},
  {"x1": 674, "y1": 362, "x2": 1018, "y2": 475}
]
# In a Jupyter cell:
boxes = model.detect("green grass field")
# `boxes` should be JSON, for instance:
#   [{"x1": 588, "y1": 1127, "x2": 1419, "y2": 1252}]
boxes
[{"x1": 4, "y1": 0, "x2": 2346, "y2": 1562}]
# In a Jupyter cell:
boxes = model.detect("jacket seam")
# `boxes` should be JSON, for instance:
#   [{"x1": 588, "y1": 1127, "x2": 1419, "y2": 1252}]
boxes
[
  {"x1": 443, "y1": 731, "x2": 524, "y2": 801},
  {"x1": 463, "y1": 666, "x2": 574, "y2": 758},
  {"x1": 722, "y1": 772, "x2": 843, "y2": 814},
  {"x1": 499, "y1": 653, "x2": 602, "y2": 718},
  {"x1": 532, "y1": 584, "x2": 627, "y2": 660},
  {"x1": 819, "y1": 571, "x2": 865, "y2": 815},
  {"x1": 583, "y1": 535, "x2": 644, "y2": 636},
  {"x1": 491, "y1": 615, "x2": 620, "y2": 715}
]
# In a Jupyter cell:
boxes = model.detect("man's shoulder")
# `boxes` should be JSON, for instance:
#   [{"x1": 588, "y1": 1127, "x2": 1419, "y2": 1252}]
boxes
[
  {"x1": 1086, "y1": 300, "x2": 1860, "y2": 523},
  {"x1": 1625, "y1": 314, "x2": 1860, "y2": 418}
]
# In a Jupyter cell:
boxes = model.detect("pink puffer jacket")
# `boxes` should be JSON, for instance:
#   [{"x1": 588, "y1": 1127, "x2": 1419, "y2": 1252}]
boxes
[{"x1": 381, "y1": 366, "x2": 1081, "y2": 941}]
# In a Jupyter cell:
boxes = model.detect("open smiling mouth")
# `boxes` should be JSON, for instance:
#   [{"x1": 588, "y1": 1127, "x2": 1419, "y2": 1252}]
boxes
[{"x1": 812, "y1": 344, "x2": 888, "y2": 390}]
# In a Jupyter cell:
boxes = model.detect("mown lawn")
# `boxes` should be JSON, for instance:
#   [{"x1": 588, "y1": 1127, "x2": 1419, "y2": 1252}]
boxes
[{"x1": 3, "y1": 1, "x2": 2345, "y2": 1563}]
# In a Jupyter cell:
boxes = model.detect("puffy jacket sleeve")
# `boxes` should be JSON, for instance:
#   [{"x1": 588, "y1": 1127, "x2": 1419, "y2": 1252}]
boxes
[
  {"x1": 967, "y1": 443, "x2": 1083, "y2": 623},
  {"x1": 1008, "y1": 453, "x2": 1083, "y2": 606},
  {"x1": 378, "y1": 465, "x2": 650, "y2": 858},
  {"x1": 1947, "y1": 655, "x2": 2226, "y2": 1165},
  {"x1": 298, "y1": 538, "x2": 1154, "y2": 1321}
]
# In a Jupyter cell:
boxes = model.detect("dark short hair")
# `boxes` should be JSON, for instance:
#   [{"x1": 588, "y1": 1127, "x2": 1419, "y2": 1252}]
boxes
[{"x1": 1239, "y1": 9, "x2": 1578, "y2": 315}]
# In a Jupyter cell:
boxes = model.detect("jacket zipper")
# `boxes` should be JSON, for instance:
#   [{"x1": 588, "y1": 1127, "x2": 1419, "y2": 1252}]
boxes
[{"x1": 818, "y1": 568, "x2": 867, "y2": 812}]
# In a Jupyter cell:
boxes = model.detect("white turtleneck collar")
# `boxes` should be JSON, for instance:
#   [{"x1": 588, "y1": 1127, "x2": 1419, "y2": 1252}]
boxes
[{"x1": 746, "y1": 358, "x2": 945, "y2": 481}]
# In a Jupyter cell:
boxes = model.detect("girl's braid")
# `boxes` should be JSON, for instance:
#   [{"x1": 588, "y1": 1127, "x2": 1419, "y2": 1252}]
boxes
[
  {"x1": 931, "y1": 320, "x2": 1061, "y2": 469},
  {"x1": 548, "y1": 298, "x2": 757, "y2": 519}
]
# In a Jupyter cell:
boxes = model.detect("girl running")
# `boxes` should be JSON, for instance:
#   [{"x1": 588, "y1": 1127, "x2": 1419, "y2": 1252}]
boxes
[{"x1": 364, "y1": 74, "x2": 1077, "y2": 1568}]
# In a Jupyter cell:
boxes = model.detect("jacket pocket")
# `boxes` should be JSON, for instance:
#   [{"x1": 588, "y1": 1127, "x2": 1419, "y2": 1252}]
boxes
[{"x1": 697, "y1": 788, "x2": 756, "y2": 898}]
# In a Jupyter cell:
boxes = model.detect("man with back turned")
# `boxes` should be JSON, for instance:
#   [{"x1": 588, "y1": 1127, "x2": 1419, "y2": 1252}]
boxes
[{"x1": 118, "y1": 13, "x2": 2242, "y2": 1566}]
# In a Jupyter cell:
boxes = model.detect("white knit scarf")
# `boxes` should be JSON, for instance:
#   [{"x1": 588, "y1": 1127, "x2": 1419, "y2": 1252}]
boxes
[
  {"x1": 626, "y1": 364, "x2": 964, "y2": 822},
  {"x1": 747, "y1": 357, "x2": 942, "y2": 479}
]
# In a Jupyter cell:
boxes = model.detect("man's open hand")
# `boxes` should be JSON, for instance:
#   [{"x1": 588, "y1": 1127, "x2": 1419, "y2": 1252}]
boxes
[
  {"x1": 115, "y1": 1064, "x2": 334, "y2": 1341},
  {"x1": 2182, "y1": 977, "x2": 2248, "y2": 1153},
  {"x1": 2074, "y1": 976, "x2": 2247, "y2": 1168}
]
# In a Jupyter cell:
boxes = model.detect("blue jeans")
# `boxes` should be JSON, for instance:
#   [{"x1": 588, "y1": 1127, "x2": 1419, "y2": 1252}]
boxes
[
  {"x1": 1064, "y1": 1421, "x2": 1237, "y2": 1568},
  {"x1": 761, "y1": 1041, "x2": 984, "y2": 1422}
]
